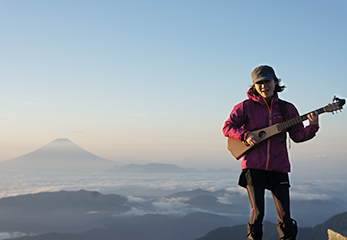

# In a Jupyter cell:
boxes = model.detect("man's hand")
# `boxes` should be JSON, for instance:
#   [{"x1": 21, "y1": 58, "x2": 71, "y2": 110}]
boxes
[
  {"x1": 308, "y1": 111, "x2": 319, "y2": 125},
  {"x1": 245, "y1": 132, "x2": 261, "y2": 146}
]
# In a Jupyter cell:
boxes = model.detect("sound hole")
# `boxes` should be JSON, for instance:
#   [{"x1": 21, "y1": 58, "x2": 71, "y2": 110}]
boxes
[{"x1": 258, "y1": 131, "x2": 266, "y2": 139}]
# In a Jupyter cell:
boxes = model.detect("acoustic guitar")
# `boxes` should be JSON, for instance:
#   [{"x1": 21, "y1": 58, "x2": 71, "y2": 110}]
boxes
[{"x1": 227, "y1": 96, "x2": 345, "y2": 160}]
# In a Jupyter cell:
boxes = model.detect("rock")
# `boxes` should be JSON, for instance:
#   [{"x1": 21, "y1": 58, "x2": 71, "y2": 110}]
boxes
[{"x1": 328, "y1": 229, "x2": 347, "y2": 240}]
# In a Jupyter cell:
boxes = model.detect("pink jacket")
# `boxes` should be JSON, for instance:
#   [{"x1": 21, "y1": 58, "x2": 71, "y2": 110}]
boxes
[{"x1": 223, "y1": 90, "x2": 319, "y2": 173}]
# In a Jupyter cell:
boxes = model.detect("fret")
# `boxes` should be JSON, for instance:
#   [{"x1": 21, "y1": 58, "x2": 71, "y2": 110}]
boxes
[{"x1": 277, "y1": 107, "x2": 326, "y2": 132}]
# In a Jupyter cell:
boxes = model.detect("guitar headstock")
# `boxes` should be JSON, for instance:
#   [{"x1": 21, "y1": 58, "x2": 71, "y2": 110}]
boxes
[{"x1": 324, "y1": 96, "x2": 346, "y2": 113}]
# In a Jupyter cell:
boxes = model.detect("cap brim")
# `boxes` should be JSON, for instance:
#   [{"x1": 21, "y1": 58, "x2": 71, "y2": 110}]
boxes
[{"x1": 253, "y1": 76, "x2": 274, "y2": 83}]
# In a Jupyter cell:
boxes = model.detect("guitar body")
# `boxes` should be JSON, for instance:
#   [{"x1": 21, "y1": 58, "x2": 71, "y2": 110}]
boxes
[{"x1": 228, "y1": 124, "x2": 283, "y2": 160}]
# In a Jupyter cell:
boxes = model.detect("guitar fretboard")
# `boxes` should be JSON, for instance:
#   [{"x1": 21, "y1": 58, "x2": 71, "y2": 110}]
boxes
[{"x1": 277, "y1": 107, "x2": 325, "y2": 131}]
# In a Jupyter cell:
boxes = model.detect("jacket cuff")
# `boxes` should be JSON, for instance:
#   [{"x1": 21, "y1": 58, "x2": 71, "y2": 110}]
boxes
[
  {"x1": 242, "y1": 131, "x2": 250, "y2": 141},
  {"x1": 310, "y1": 124, "x2": 320, "y2": 133}
]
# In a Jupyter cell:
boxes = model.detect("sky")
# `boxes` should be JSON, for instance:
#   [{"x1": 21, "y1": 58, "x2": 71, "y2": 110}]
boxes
[{"x1": 0, "y1": 0, "x2": 346, "y2": 173}]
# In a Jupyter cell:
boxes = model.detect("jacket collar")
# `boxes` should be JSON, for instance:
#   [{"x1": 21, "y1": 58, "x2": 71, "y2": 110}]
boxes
[{"x1": 247, "y1": 87, "x2": 279, "y2": 106}]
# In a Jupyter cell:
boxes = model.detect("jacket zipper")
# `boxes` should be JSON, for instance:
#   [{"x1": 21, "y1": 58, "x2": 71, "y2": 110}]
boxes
[{"x1": 265, "y1": 98, "x2": 274, "y2": 170}]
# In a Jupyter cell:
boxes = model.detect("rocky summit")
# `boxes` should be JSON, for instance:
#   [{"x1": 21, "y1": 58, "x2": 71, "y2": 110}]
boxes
[{"x1": 328, "y1": 229, "x2": 347, "y2": 240}]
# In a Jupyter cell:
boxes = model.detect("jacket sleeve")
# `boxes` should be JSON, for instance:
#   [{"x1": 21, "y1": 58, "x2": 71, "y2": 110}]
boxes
[
  {"x1": 286, "y1": 102, "x2": 319, "y2": 143},
  {"x1": 222, "y1": 101, "x2": 249, "y2": 141}
]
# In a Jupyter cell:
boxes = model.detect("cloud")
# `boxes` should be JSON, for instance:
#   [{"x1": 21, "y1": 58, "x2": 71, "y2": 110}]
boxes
[
  {"x1": 119, "y1": 207, "x2": 150, "y2": 216},
  {"x1": 1, "y1": 171, "x2": 345, "y2": 213},
  {"x1": 24, "y1": 102, "x2": 45, "y2": 105},
  {"x1": 127, "y1": 196, "x2": 147, "y2": 204},
  {"x1": 152, "y1": 201, "x2": 189, "y2": 215},
  {"x1": 289, "y1": 192, "x2": 330, "y2": 201},
  {"x1": 0, "y1": 232, "x2": 28, "y2": 240},
  {"x1": 120, "y1": 198, "x2": 192, "y2": 217},
  {"x1": 132, "y1": 113, "x2": 149, "y2": 117},
  {"x1": 157, "y1": 112, "x2": 174, "y2": 115}
]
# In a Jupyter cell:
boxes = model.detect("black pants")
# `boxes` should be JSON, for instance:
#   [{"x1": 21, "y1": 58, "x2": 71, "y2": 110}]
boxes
[
  {"x1": 247, "y1": 186, "x2": 297, "y2": 239},
  {"x1": 239, "y1": 169, "x2": 297, "y2": 239},
  {"x1": 247, "y1": 185, "x2": 291, "y2": 226}
]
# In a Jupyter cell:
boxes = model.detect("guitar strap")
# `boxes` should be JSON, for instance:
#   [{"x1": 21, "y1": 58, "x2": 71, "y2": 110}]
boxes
[{"x1": 278, "y1": 99, "x2": 291, "y2": 149}]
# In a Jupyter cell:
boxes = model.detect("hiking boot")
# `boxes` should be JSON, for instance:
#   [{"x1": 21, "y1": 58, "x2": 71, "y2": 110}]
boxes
[
  {"x1": 246, "y1": 223, "x2": 263, "y2": 240},
  {"x1": 277, "y1": 219, "x2": 298, "y2": 240}
]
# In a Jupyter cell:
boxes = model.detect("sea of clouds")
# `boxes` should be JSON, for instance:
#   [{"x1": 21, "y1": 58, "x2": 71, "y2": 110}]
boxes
[
  {"x1": 0, "y1": 171, "x2": 345, "y2": 202},
  {"x1": 0, "y1": 232, "x2": 27, "y2": 240},
  {"x1": 0, "y1": 170, "x2": 345, "y2": 236}
]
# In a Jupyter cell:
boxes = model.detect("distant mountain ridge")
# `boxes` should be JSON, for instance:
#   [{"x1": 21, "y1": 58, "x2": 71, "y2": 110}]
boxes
[
  {"x1": 0, "y1": 190, "x2": 235, "y2": 240},
  {"x1": 0, "y1": 138, "x2": 117, "y2": 172},
  {"x1": 109, "y1": 163, "x2": 235, "y2": 174},
  {"x1": 0, "y1": 189, "x2": 129, "y2": 213},
  {"x1": 2, "y1": 189, "x2": 346, "y2": 240},
  {"x1": 196, "y1": 212, "x2": 347, "y2": 240},
  {"x1": 0, "y1": 138, "x2": 235, "y2": 173},
  {"x1": 109, "y1": 163, "x2": 199, "y2": 173}
]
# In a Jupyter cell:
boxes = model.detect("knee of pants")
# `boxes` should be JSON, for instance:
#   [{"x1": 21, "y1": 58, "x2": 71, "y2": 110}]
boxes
[
  {"x1": 254, "y1": 211, "x2": 264, "y2": 221},
  {"x1": 251, "y1": 209, "x2": 264, "y2": 225}
]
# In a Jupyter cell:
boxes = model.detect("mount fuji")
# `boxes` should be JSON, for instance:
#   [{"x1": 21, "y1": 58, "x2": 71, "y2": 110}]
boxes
[{"x1": 0, "y1": 138, "x2": 117, "y2": 172}]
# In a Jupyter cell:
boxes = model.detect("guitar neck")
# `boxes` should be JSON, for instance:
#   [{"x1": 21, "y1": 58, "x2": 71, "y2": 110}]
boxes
[{"x1": 277, "y1": 107, "x2": 325, "y2": 131}]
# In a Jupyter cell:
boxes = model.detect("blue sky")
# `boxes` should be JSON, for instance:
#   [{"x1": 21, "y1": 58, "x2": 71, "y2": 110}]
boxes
[{"x1": 0, "y1": 0, "x2": 346, "y2": 172}]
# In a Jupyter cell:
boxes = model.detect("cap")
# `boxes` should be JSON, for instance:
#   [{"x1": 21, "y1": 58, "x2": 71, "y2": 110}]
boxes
[{"x1": 251, "y1": 65, "x2": 276, "y2": 84}]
